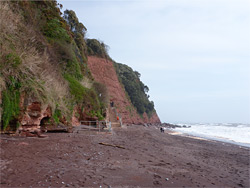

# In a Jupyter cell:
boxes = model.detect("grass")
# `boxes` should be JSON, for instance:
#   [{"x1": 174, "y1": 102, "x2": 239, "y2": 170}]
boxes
[
  {"x1": 52, "y1": 105, "x2": 62, "y2": 124},
  {"x1": 1, "y1": 78, "x2": 21, "y2": 130},
  {"x1": 5, "y1": 53, "x2": 22, "y2": 68},
  {"x1": 64, "y1": 74, "x2": 87, "y2": 102},
  {"x1": 66, "y1": 59, "x2": 83, "y2": 81}
]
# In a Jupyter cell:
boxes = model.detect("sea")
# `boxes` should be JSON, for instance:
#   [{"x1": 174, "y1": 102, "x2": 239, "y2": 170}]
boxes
[{"x1": 172, "y1": 123, "x2": 250, "y2": 148}]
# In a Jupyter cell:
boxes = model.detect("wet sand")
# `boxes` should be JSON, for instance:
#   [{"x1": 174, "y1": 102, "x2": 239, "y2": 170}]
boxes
[{"x1": 0, "y1": 125, "x2": 249, "y2": 187}]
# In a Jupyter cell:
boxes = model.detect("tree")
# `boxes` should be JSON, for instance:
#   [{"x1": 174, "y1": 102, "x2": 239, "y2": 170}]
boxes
[
  {"x1": 63, "y1": 9, "x2": 88, "y2": 62},
  {"x1": 63, "y1": 10, "x2": 87, "y2": 37},
  {"x1": 134, "y1": 71, "x2": 141, "y2": 78},
  {"x1": 114, "y1": 62, "x2": 155, "y2": 116},
  {"x1": 144, "y1": 85, "x2": 149, "y2": 93},
  {"x1": 86, "y1": 39, "x2": 109, "y2": 58}
]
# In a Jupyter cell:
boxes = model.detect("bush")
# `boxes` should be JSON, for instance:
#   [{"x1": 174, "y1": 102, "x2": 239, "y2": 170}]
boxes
[{"x1": 43, "y1": 18, "x2": 70, "y2": 42}]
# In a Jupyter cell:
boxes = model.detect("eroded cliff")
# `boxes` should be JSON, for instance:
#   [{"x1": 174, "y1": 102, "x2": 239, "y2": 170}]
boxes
[
  {"x1": 0, "y1": 1, "x2": 160, "y2": 133},
  {"x1": 87, "y1": 56, "x2": 161, "y2": 125}
]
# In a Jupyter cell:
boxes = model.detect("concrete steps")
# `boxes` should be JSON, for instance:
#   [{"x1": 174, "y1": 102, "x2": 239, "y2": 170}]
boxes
[
  {"x1": 109, "y1": 107, "x2": 121, "y2": 128},
  {"x1": 111, "y1": 122, "x2": 121, "y2": 128}
]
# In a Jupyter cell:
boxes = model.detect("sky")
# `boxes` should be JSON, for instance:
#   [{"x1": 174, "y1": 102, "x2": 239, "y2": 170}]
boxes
[{"x1": 58, "y1": 0, "x2": 250, "y2": 124}]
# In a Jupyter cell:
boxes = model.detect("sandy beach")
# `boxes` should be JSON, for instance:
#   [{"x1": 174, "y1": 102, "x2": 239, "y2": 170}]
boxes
[{"x1": 0, "y1": 125, "x2": 249, "y2": 187}]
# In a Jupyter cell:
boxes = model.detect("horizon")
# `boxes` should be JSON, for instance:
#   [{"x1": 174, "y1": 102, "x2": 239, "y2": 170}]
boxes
[{"x1": 58, "y1": 0, "x2": 250, "y2": 124}]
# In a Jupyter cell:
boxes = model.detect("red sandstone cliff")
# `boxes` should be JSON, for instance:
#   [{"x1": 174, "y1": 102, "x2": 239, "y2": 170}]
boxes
[{"x1": 87, "y1": 56, "x2": 161, "y2": 125}]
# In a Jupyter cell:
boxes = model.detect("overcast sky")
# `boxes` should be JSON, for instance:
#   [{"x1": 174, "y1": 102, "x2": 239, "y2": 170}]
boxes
[{"x1": 59, "y1": 0, "x2": 250, "y2": 124}]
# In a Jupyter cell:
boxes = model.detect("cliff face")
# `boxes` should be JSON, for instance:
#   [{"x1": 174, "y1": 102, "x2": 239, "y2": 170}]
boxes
[
  {"x1": 87, "y1": 56, "x2": 161, "y2": 124},
  {"x1": 0, "y1": 1, "x2": 100, "y2": 132},
  {"x1": 0, "y1": 1, "x2": 160, "y2": 132}
]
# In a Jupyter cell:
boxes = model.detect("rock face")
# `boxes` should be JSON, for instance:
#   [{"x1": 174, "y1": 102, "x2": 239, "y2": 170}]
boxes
[
  {"x1": 87, "y1": 56, "x2": 161, "y2": 124},
  {"x1": 19, "y1": 95, "x2": 52, "y2": 131},
  {"x1": 1, "y1": 56, "x2": 160, "y2": 133}
]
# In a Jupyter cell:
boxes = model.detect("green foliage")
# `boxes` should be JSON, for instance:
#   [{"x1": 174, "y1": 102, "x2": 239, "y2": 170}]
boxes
[
  {"x1": 1, "y1": 77, "x2": 21, "y2": 130},
  {"x1": 63, "y1": 74, "x2": 105, "y2": 120},
  {"x1": 114, "y1": 62, "x2": 155, "y2": 115},
  {"x1": 86, "y1": 39, "x2": 109, "y2": 58},
  {"x1": 43, "y1": 19, "x2": 70, "y2": 42},
  {"x1": 63, "y1": 10, "x2": 88, "y2": 63},
  {"x1": 86, "y1": 110, "x2": 104, "y2": 121},
  {"x1": 66, "y1": 59, "x2": 83, "y2": 81},
  {"x1": 64, "y1": 74, "x2": 86, "y2": 102},
  {"x1": 64, "y1": 74, "x2": 101, "y2": 109},
  {"x1": 74, "y1": 32, "x2": 87, "y2": 61},
  {"x1": 63, "y1": 10, "x2": 87, "y2": 37},
  {"x1": 5, "y1": 53, "x2": 22, "y2": 68},
  {"x1": 2, "y1": 91, "x2": 12, "y2": 130},
  {"x1": 16, "y1": 1, "x2": 60, "y2": 26},
  {"x1": 49, "y1": 34, "x2": 89, "y2": 81},
  {"x1": 91, "y1": 82, "x2": 108, "y2": 120},
  {"x1": 52, "y1": 106, "x2": 62, "y2": 124},
  {"x1": 96, "y1": 111, "x2": 104, "y2": 120},
  {"x1": 2, "y1": 1, "x2": 108, "y2": 127},
  {"x1": 87, "y1": 88, "x2": 101, "y2": 111}
]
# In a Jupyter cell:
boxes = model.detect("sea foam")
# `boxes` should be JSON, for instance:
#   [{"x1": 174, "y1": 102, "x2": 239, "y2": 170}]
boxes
[{"x1": 174, "y1": 123, "x2": 250, "y2": 147}]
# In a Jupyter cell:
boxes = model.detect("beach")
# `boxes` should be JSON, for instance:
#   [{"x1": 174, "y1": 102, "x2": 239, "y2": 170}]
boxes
[{"x1": 0, "y1": 125, "x2": 249, "y2": 187}]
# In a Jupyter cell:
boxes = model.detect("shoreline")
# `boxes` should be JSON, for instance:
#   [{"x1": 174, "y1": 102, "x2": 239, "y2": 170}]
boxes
[
  {"x1": 166, "y1": 128, "x2": 250, "y2": 149},
  {"x1": 1, "y1": 124, "x2": 249, "y2": 187}
]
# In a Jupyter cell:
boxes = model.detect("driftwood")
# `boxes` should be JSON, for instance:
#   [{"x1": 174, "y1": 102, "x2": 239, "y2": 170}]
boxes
[{"x1": 99, "y1": 142, "x2": 125, "y2": 149}]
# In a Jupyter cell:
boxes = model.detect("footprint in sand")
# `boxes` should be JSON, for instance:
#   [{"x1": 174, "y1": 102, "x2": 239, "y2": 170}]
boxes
[
  {"x1": 153, "y1": 180, "x2": 162, "y2": 186},
  {"x1": 153, "y1": 174, "x2": 162, "y2": 179}
]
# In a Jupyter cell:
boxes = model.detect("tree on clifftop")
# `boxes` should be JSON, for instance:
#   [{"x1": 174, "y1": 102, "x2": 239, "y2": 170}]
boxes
[
  {"x1": 86, "y1": 39, "x2": 109, "y2": 59},
  {"x1": 63, "y1": 10, "x2": 87, "y2": 37},
  {"x1": 114, "y1": 63, "x2": 155, "y2": 116},
  {"x1": 63, "y1": 10, "x2": 88, "y2": 60}
]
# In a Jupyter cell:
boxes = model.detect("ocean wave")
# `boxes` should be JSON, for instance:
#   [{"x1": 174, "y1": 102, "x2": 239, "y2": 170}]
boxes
[{"x1": 175, "y1": 123, "x2": 250, "y2": 145}]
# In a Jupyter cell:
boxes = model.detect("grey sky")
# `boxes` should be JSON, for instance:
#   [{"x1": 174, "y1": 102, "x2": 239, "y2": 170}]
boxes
[{"x1": 59, "y1": 0, "x2": 250, "y2": 123}]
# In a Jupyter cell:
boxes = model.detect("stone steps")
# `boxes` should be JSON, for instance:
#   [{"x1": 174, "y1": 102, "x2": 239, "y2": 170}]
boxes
[
  {"x1": 111, "y1": 122, "x2": 121, "y2": 128},
  {"x1": 108, "y1": 107, "x2": 121, "y2": 128}
]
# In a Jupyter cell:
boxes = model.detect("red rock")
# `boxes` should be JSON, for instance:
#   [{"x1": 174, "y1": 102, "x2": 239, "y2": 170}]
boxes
[
  {"x1": 87, "y1": 56, "x2": 161, "y2": 124},
  {"x1": 25, "y1": 131, "x2": 37, "y2": 137},
  {"x1": 19, "y1": 101, "x2": 52, "y2": 131},
  {"x1": 38, "y1": 134, "x2": 48, "y2": 138}
]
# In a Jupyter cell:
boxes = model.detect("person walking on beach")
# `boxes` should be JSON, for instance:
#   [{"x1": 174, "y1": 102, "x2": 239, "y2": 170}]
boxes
[{"x1": 160, "y1": 127, "x2": 164, "y2": 133}]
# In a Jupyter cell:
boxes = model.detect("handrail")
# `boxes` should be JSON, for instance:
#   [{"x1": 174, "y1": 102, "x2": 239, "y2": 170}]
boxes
[
  {"x1": 111, "y1": 107, "x2": 122, "y2": 126},
  {"x1": 78, "y1": 120, "x2": 112, "y2": 132}
]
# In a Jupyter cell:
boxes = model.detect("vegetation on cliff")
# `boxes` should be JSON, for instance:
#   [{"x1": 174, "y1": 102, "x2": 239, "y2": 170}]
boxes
[
  {"x1": 0, "y1": 1, "x2": 107, "y2": 130},
  {"x1": 1, "y1": 77, "x2": 21, "y2": 130},
  {"x1": 85, "y1": 38, "x2": 156, "y2": 117},
  {"x1": 114, "y1": 63, "x2": 155, "y2": 116},
  {"x1": 0, "y1": 0, "x2": 157, "y2": 131},
  {"x1": 86, "y1": 39, "x2": 109, "y2": 59}
]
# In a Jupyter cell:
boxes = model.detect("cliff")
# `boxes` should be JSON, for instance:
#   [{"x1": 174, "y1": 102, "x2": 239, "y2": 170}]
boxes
[
  {"x1": 87, "y1": 56, "x2": 161, "y2": 125},
  {"x1": 0, "y1": 1, "x2": 160, "y2": 133}
]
